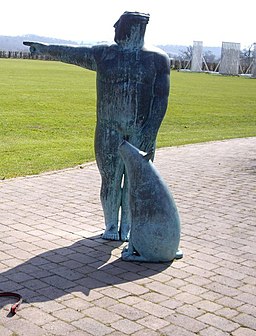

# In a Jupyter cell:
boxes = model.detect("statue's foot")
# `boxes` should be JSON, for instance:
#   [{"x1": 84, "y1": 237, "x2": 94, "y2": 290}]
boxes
[
  {"x1": 102, "y1": 229, "x2": 120, "y2": 241},
  {"x1": 119, "y1": 221, "x2": 130, "y2": 242},
  {"x1": 122, "y1": 245, "x2": 129, "y2": 253},
  {"x1": 119, "y1": 230, "x2": 130, "y2": 242},
  {"x1": 175, "y1": 249, "x2": 183, "y2": 260}
]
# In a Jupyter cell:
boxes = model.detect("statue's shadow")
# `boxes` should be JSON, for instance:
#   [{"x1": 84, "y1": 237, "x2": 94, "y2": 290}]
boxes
[{"x1": 0, "y1": 235, "x2": 171, "y2": 308}]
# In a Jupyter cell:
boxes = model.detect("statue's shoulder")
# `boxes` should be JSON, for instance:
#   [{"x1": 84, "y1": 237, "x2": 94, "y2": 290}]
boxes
[
  {"x1": 142, "y1": 45, "x2": 170, "y2": 68},
  {"x1": 142, "y1": 45, "x2": 168, "y2": 57}
]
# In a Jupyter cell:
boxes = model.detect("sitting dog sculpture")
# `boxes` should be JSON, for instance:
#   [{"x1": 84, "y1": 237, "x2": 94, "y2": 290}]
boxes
[{"x1": 119, "y1": 141, "x2": 183, "y2": 262}]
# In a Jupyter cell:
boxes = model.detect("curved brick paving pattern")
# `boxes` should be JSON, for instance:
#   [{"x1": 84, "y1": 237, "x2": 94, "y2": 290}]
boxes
[{"x1": 0, "y1": 137, "x2": 255, "y2": 335}]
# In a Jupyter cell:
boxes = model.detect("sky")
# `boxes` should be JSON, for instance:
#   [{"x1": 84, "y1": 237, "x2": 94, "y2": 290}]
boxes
[{"x1": 1, "y1": 0, "x2": 255, "y2": 48}]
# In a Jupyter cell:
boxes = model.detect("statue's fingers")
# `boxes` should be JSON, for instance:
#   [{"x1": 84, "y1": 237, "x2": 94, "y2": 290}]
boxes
[{"x1": 23, "y1": 41, "x2": 32, "y2": 46}]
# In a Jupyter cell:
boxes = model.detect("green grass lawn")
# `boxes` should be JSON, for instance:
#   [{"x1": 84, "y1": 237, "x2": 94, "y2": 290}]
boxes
[
  {"x1": 160, "y1": 71, "x2": 256, "y2": 146},
  {"x1": 1, "y1": 58, "x2": 256, "y2": 179}
]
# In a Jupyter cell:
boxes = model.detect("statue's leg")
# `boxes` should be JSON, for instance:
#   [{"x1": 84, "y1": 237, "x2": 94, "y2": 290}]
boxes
[
  {"x1": 120, "y1": 172, "x2": 131, "y2": 242},
  {"x1": 95, "y1": 125, "x2": 125, "y2": 240},
  {"x1": 100, "y1": 174, "x2": 122, "y2": 240}
]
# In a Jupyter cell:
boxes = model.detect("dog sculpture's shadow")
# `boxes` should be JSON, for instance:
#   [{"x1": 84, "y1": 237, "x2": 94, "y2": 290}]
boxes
[{"x1": 0, "y1": 235, "x2": 171, "y2": 309}]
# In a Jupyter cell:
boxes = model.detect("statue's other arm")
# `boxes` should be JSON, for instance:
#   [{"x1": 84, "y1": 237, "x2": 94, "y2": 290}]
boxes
[
  {"x1": 23, "y1": 42, "x2": 97, "y2": 71},
  {"x1": 140, "y1": 52, "x2": 170, "y2": 152}
]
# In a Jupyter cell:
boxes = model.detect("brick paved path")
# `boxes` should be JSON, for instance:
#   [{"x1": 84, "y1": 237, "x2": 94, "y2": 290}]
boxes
[{"x1": 0, "y1": 137, "x2": 255, "y2": 336}]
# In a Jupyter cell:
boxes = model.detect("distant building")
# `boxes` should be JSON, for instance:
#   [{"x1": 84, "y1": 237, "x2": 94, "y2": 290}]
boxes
[
  {"x1": 219, "y1": 42, "x2": 240, "y2": 75},
  {"x1": 191, "y1": 41, "x2": 203, "y2": 72},
  {"x1": 252, "y1": 43, "x2": 256, "y2": 78}
]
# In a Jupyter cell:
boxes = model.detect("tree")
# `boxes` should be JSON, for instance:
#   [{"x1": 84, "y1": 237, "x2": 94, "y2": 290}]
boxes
[
  {"x1": 203, "y1": 50, "x2": 217, "y2": 64},
  {"x1": 240, "y1": 45, "x2": 254, "y2": 73},
  {"x1": 178, "y1": 46, "x2": 193, "y2": 61}
]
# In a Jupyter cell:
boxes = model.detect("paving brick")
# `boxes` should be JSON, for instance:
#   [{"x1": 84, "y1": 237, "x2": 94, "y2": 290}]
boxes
[
  {"x1": 43, "y1": 320, "x2": 77, "y2": 335},
  {"x1": 32, "y1": 299, "x2": 66, "y2": 313},
  {"x1": 239, "y1": 284, "x2": 256, "y2": 295},
  {"x1": 235, "y1": 292, "x2": 256, "y2": 305},
  {"x1": 74, "y1": 316, "x2": 115, "y2": 335},
  {"x1": 98, "y1": 287, "x2": 129, "y2": 299},
  {"x1": 146, "y1": 281, "x2": 181, "y2": 298},
  {"x1": 185, "y1": 274, "x2": 212, "y2": 286},
  {"x1": 237, "y1": 304, "x2": 256, "y2": 316},
  {"x1": 140, "y1": 292, "x2": 167, "y2": 303},
  {"x1": 3, "y1": 318, "x2": 46, "y2": 336},
  {"x1": 215, "y1": 307, "x2": 239, "y2": 319},
  {"x1": 84, "y1": 306, "x2": 121, "y2": 323},
  {"x1": 164, "y1": 277, "x2": 188, "y2": 288},
  {"x1": 162, "y1": 267, "x2": 190, "y2": 280},
  {"x1": 107, "y1": 332, "x2": 129, "y2": 336},
  {"x1": 19, "y1": 306, "x2": 56, "y2": 325},
  {"x1": 0, "y1": 325, "x2": 13, "y2": 336},
  {"x1": 177, "y1": 304, "x2": 205, "y2": 318},
  {"x1": 232, "y1": 327, "x2": 256, "y2": 336},
  {"x1": 109, "y1": 303, "x2": 148, "y2": 321},
  {"x1": 94, "y1": 296, "x2": 117, "y2": 308},
  {"x1": 63, "y1": 297, "x2": 93, "y2": 311},
  {"x1": 179, "y1": 283, "x2": 208, "y2": 295},
  {"x1": 137, "y1": 315, "x2": 169, "y2": 330},
  {"x1": 194, "y1": 300, "x2": 223, "y2": 312},
  {"x1": 166, "y1": 312, "x2": 207, "y2": 333},
  {"x1": 119, "y1": 295, "x2": 145, "y2": 306},
  {"x1": 183, "y1": 265, "x2": 215, "y2": 278},
  {"x1": 198, "y1": 312, "x2": 240, "y2": 332},
  {"x1": 216, "y1": 296, "x2": 243, "y2": 309},
  {"x1": 199, "y1": 326, "x2": 230, "y2": 336},
  {"x1": 66, "y1": 331, "x2": 92, "y2": 336},
  {"x1": 160, "y1": 323, "x2": 199, "y2": 336},
  {"x1": 204, "y1": 282, "x2": 242, "y2": 297},
  {"x1": 209, "y1": 274, "x2": 242, "y2": 288},
  {"x1": 110, "y1": 318, "x2": 143, "y2": 334},
  {"x1": 146, "y1": 271, "x2": 173, "y2": 283},
  {"x1": 134, "y1": 300, "x2": 172, "y2": 318},
  {"x1": 243, "y1": 276, "x2": 256, "y2": 286},
  {"x1": 160, "y1": 298, "x2": 184, "y2": 310},
  {"x1": 114, "y1": 281, "x2": 149, "y2": 295},
  {"x1": 233, "y1": 313, "x2": 256, "y2": 330},
  {"x1": 52, "y1": 307, "x2": 84, "y2": 322},
  {"x1": 132, "y1": 329, "x2": 159, "y2": 336},
  {"x1": 173, "y1": 292, "x2": 202, "y2": 304},
  {"x1": 214, "y1": 266, "x2": 246, "y2": 280},
  {"x1": 186, "y1": 258, "x2": 219, "y2": 271}
]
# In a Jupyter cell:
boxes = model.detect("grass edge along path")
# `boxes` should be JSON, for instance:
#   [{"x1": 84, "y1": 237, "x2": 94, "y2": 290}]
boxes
[{"x1": 1, "y1": 59, "x2": 256, "y2": 179}]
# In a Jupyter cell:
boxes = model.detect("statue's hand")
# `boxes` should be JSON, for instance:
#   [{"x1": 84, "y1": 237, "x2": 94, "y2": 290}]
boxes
[
  {"x1": 23, "y1": 41, "x2": 48, "y2": 55},
  {"x1": 139, "y1": 136, "x2": 155, "y2": 153}
]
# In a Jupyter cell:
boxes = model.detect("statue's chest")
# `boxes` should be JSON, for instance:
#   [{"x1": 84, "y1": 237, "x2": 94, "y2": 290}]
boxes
[{"x1": 97, "y1": 52, "x2": 154, "y2": 85}]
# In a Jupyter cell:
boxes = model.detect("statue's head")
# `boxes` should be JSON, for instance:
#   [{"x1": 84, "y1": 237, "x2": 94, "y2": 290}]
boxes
[{"x1": 114, "y1": 11, "x2": 150, "y2": 50}]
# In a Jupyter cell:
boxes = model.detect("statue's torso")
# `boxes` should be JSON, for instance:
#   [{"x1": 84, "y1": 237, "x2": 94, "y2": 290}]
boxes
[{"x1": 94, "y1": 46, "x2": 162, "y2": 131}]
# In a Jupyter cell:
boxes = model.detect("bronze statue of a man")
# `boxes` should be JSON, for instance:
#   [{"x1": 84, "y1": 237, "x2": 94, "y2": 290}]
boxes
[{"x1": 24, "y1": 11, "x2": 170, "y2": 242}]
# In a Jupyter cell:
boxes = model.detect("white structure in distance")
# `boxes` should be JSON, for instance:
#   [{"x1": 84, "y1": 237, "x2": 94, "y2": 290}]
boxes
[
  {"x1": 219, "y1": 42, "x2": 240, "y2": 75},
  {"x1": 191, "y1": 41, "x2": 203, "y2": 72},
  {"x1": 252, "y1": 43, "x2": 256, "y2": 78}
]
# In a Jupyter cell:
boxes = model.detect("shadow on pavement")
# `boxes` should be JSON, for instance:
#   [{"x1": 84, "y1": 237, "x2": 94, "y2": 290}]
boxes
[{"x1": 0, "y1": 235, "x2": 171, "y2": 309}]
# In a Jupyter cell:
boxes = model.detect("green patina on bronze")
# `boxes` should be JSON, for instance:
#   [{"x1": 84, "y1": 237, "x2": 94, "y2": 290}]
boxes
[{"x1": 23, "y1": 11, "x2": 172, "y2": 245}]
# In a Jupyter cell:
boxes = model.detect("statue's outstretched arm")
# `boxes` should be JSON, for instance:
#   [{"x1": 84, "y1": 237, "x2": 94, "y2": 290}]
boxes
[{"x1": 23, "y1": 41, "x2": 97, "y2": 71}]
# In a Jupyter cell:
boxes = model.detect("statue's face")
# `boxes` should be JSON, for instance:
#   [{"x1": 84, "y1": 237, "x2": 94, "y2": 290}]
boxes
[
  {"x1": 114, "y1": 13, "x2": 148, "y2": 49},
  {"x1": 114, "y1": 16, "x2": 132, "y2": 44}
]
